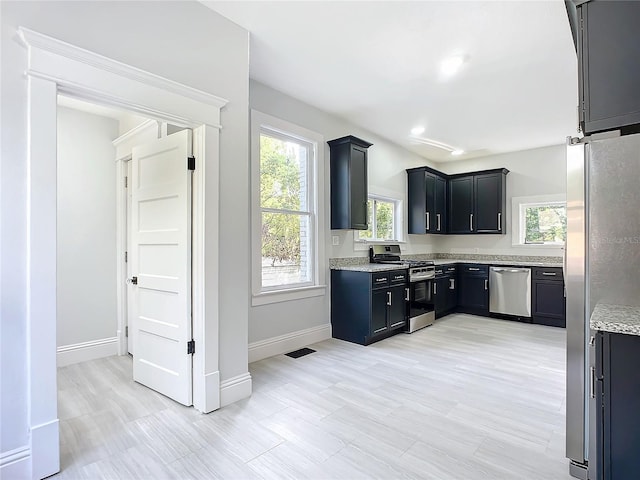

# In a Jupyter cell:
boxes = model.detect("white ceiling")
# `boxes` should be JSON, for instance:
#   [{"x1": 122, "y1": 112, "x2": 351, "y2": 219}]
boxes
[{"x1": 204, "y1": 0, "x2": 578, "y2": 162}]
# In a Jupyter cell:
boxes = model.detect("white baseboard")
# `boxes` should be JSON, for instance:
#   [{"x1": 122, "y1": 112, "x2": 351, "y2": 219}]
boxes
[
  {"x1": 31, "y1": 419, "x2": 60, "y2": 479},
  {"x1": 248, "y1": 323, "x2": 332, "y2": 363},
  {"x1": 194, "y1": 370, "x2": 220, "y2": 414},
  {"x1": 0, "y1": 445, "x2": 31, "y2": 479},
  {"x1": 56, "y1": 337, "x2": 118, "y2": 367},
  {"x1": 219, "y1": 373, "x2": 252, "y2": 407}
]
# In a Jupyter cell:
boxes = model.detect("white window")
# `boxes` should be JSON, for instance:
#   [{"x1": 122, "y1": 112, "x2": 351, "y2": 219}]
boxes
[
  {"x1": 251, "y1": 111, "x2": 326, "y2": 305},
  {"x1": 355, "y1": 194, "x2": 403, "y2": 243},
  {"x1": 512, "y1": 195, "x2": 566, "y2": 246}
]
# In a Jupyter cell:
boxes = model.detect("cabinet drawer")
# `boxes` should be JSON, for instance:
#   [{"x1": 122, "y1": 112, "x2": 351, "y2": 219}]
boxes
[
  {"x1": 372, "y1": 272, "x2": 391, "y2": 288},
  {"x1": 533, "y1": 267, "x2": 563, "y2": 281},
  {"x1": 460, "y1": 264, "x2": 488, "y2": 275},
  {"x1": 435, "y1": 267, "x2": 444, "y2": 277},
  {"x1": 389, "y1": 270, "x2": 408, "y2": 285}
]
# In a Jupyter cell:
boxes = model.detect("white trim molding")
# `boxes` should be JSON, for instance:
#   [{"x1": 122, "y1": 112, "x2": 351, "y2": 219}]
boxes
[
  {"x1": 18, "y1": 27, "x2": 228, "y2": 129},
  {"x1": 248, "y1": 323, "x2": 332, "y2": 363},
  {"x1": 0, "y1": 446, "x2": 31, "y2": 479},
  {"x1": 511, "y1": 194, "x2": 567, "y2": 248},
  {"x1": 56, "y1": 337, "x2": 119, "y2": 367},
  {"x1": 220, "y1": 373, "x2": 253, "y2": 407},
  {"x1": 31, "y1": 420, "x2": 59, "y2": 480}
]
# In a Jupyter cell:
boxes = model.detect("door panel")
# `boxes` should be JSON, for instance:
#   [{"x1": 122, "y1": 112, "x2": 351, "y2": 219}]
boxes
[
  {"x1": 449, "y1": 176, "x2": 473, "y2": 233},
  {"x1": 407, "y1": 170, "x2": 427, "y2": 233},
  {"x1": 425, "y1": 173, "x2": 435, "y2": 232},
  {"x1": 474, "y1": 173, "x2": 501, "y2": 232},
  {"x1": 388, "y1": 285, "x2": 407, "y2": 329},
  {"x1": 131, "y1": 129, "x2": 193, "y2": 406},
  {"x1": 371, "y1": 290, "x2": 388, "y2": 336},
  {"x1": 435, "y1": 176, "x2": 447, "y2": 233},
  {"x1": 350, "y1": 146, "x2": 368, "y2": 229}
]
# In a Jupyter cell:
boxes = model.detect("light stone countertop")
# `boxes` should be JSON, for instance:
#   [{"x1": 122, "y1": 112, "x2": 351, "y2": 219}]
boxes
[
  {"x1": 330, "y1": 263, "x2": 411, "y2": 273},
  {"x1": 590, "y1": 304, "x2": 640, "y2": 336},
  {"x1": 432, "y1": 259, "x2": 564, "y2": 268}
]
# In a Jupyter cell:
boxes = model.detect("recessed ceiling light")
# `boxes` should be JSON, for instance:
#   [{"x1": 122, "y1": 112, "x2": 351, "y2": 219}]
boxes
[
  {"x1": 410, "y1": 126, "x2": 425, "y2": 135},
  {"x1": 451, "y1": 149, "x2": 464, "y2": 156},
  {"x1": 440, "y1": 55, "x2": 466, "y2": 77}
]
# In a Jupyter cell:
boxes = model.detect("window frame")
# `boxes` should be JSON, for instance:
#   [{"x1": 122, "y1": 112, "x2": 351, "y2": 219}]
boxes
[
  {"x1": 251, "y1": 110, "x2": 326, "y2": 306},
  {"x1": 511, "y1": 194, "x2": 567, "y2": 248},
  {"x1": 354, "y1": 192, "x2": 404, "y2": 245}
]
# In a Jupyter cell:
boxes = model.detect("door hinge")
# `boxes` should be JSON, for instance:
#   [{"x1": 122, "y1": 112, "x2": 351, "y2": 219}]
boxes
[
  {"x1": 187, "y1": 156, "x2": 196, "y2": 171},
  {"x1": 125, "y1": 176, "x2": 128, "y2": 188},
  {"x1": 187, "y1": 340, "x2": 195, "y2": 355},
  {"x1": 125, "y1": 326, "x2": 128, "y2": 337},
  {"x1": 125, "y1": 251, "x2": 128, "y2": 263}
]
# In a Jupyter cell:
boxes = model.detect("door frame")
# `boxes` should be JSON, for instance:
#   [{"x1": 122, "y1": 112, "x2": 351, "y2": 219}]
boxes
[{"x1": 19, "y1": 27, "x2": 226, "y2": 479}]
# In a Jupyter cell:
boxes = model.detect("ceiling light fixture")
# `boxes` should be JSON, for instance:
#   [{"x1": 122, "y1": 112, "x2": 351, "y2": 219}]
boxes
[
  {"x1": 410, "y1": 126, "x2": 425, "y2": 136},
  {"x1": 440, "y1": 55, "x2": 466, "y2": 77},
  {"x1": 451, "y1": 149, "x2": 464, "y2": 156}
]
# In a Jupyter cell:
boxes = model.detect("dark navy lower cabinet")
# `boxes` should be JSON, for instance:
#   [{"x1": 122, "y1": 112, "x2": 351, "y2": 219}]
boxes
[
  {"x1": 434, "y1": 264, "x2": 457, "y2": 319},
  {"x1": 596, "y1": 331, "x2": 640, "y2": 480},
  {"x1": 457, "y1": 264, "x2": 489, "y2": 315},
  {"x1": 531, "y1": 267, "x2": 565, "y2": 327},
  {"x1": 331, "y1": 269, "x2": 408, "y2": 346}
]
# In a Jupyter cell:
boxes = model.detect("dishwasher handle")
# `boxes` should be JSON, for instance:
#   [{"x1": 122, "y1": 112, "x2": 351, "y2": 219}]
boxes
[{"x1": 490, "y1": 267, "x2": 530, "y2": 273}]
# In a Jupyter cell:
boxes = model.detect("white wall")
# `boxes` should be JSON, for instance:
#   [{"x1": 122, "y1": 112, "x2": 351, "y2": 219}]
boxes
[
  {"x1": 433, "y1": 144, "x2": 567, "y2": 257},
  {"x1": 57, "y1": 107, "x2": 118, "y2": 349},
  {"x1": 249, "y1": 80, "x2": 436, "y2": 345},
  {"x1": 0, "y1": 0, "x2": 249, "y2": 463}
]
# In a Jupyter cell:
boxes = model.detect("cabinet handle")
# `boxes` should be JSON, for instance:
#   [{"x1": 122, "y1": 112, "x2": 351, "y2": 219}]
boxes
[
  {"x1": 373, "y1": 327, "x2": 387, "y2": 334},
  {"x1": 484, "y1": 279, "x2": 488, "y2": 290},
  {"x1": 436, "y1": 213, "x2": 441, "y2": 232},
  {"x1": 589, "y1": 366, "x2": 596, "y2": 399},
  {"x1": 498, "y1": 212, "x2": 502, "y2": 231},
  {"x1": 542, "y1": 272, "x2": 557, "y2": 276},
  {"x1": 433, "y1": 283, "x2": 437, "y2": 295},
  {"x1": 390, "y1": 321, "x2": 405, "y2": 328},
  {"x1": 405, "y1": 287, "x2": 410, "y2": 301},
  {"x1": 468, "y1": 267, "x2": 480, "y2": 271},
  {"x1": 470, "y1": 213, "x2": 474, "y2": 231},
  {"x1": 387, "y1": 291, "x2": 392, "y2": 306},
  {"x1": 450, "y1": 279, "x2": 455, "y2": 289},
  {"x1": 426, "y1": 211, "x2": 430, "y2": 231}
]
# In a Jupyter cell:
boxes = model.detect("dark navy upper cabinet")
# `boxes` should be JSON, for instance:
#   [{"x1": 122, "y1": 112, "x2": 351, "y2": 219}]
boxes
[
  {"x1": 328, "y1": 136, "x2": 372, "y2": 230},
  {"x1": 448, "y1": 169, "x2": 508, "y2": 234},
  {"x1": 407, "y1": 167, "x2": 447, "y2": 234},
  {"x1": 571, "y1": 1, "x2": 640, "y2": 135}
]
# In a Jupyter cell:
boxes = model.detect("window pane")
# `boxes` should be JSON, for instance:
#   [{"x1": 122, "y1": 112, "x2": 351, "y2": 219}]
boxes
[
  {"x1": 260, "y1": 134, "x2": 308, "y2": 211},
  {"x1": 376, "y1": 200, "x2": 394, "y2": 240},
  {"x1": 261, "y1": 212, "x2": 311, "y2": 287},
  {"x1": 525, "y1": 205, "x2": 566, "y2": 244},
  {"x1": 359, "y1": 199, "x2": 374, "y2": 239}
]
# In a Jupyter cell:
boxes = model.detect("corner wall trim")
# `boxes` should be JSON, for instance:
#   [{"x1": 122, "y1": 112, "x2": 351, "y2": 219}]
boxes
[
  {"x1": 57, "y1": 337, "x2": 118, "y2": 367},
  {"x1": 220, "y1": 373, "x2": 252, "y2": 407},
  {"x1": 248, "y1": 323, "x2": 332, "y2": 364},
  {"x1": 0, "y1": 446, "x2": 31, "y2": 478}
]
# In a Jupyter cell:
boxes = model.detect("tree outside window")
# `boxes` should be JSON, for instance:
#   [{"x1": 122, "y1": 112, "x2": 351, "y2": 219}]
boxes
[
  {"x1": 524, "y1": 204, "x2": 566, "y2": 244},
  {"x1": 259, "y1": 133, "x2": 314, "y2": 289},
  {"x1": 358, "y1": 197, "x2": 397, "y2": 241}
]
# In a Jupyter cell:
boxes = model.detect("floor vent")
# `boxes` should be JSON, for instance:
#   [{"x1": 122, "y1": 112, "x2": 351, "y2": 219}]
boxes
[{"x1": 285, "y1": 347, "x2": 316, "y2": 359}]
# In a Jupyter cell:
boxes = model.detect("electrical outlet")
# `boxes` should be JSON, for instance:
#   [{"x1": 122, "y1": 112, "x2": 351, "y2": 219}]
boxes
[{"x1": 332, "y1": 235, "x2": 340, "y2": 246}]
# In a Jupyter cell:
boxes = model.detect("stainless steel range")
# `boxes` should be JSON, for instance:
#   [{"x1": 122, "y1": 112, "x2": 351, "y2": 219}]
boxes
[{"x1": 369, "y1": 245, "x2": 435, "y2": 333}]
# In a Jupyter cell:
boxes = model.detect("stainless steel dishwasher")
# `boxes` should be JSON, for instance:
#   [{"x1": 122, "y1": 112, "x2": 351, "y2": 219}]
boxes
[{"x1": 489, "y1": 267, "x2": 532, "y2": 317}]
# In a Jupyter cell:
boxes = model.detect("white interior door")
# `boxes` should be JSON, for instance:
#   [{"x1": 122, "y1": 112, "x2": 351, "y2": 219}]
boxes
[
  {"x1": 130, "y1": 129, "x2": 193, "y2": 406},
  {"x1": 126, "y1": 159, "x2": 134, "y2": 355}
]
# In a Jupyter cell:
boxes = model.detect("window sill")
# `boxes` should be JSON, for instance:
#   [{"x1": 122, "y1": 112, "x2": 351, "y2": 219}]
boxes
[
  {"x1": 511, "y1": 243, "x2": 565, "y2": 249},
  {"x1": 252, "y1": 284, "x2": 327, "y2": 306}
]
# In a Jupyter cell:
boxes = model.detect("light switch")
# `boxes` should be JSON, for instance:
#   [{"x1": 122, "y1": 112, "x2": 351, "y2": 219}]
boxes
[{"x1": 332, "y1": 235, "x2": 340, "y2": 246}]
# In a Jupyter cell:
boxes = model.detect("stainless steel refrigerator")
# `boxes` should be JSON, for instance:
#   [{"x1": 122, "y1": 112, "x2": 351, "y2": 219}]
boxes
[{"x1": 565, "y1": 132, "x2": 640, "y2": 479}]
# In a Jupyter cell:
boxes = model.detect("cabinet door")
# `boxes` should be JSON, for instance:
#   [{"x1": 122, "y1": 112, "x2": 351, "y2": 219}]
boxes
[
  {"x1": 532, "y1": 280, "x2": 566, "y2": 327},
  {"x1": 448, "y1": 176, "x2": 474, "y2": 233},
  {"x1": 474, "y1": 173, "x2": 502, "y2": 233},
  {"x1": 371, "y1": 290, "x2": 389, "y2": 337},
  {"x1": 388, "y1": 285, "x2": 407, "y2": 330},
  {"x1": 407, "y1": 170, "x2": 427, "y2": 234},
  {"x1": 434, "y1": 176, "x2": 447, "y2": 233},
  {"x1": 446, "y1": 276, "x2": 457, "y2": 311},
  {"x1": 350, "y1": 145, "x2": 368, "y2": 230},
  {"x1": 425, "y1": 173, "x2": 435, "y2": 232},
  {"x1": 458, "y1": 275, "x2": 488, "y2": 311},
  {"x1": 433, "y1": 277, "x2": 448, "y2": 316}
]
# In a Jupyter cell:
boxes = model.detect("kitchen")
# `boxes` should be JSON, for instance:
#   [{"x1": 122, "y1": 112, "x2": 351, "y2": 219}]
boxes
[{"x1": 3, "y1": 0, "x2": 636, "y2": 473}]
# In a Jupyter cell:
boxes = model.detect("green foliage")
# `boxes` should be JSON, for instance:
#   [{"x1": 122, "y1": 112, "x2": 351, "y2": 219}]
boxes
[
  {"x1": 360, "y1": 199, "x2": 394, "y2": 240},
  {"x1": 260, "y1": 135, "x2": 305, "y2": 264},
  {"x1": 525, "y1": 205, "x2": 566, "y2": 244}
]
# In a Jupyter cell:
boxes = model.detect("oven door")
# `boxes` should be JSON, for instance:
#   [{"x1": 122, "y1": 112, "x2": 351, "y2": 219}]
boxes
[{"x1": 409, "y1": 278, "x2": 435, "y2": 319}]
